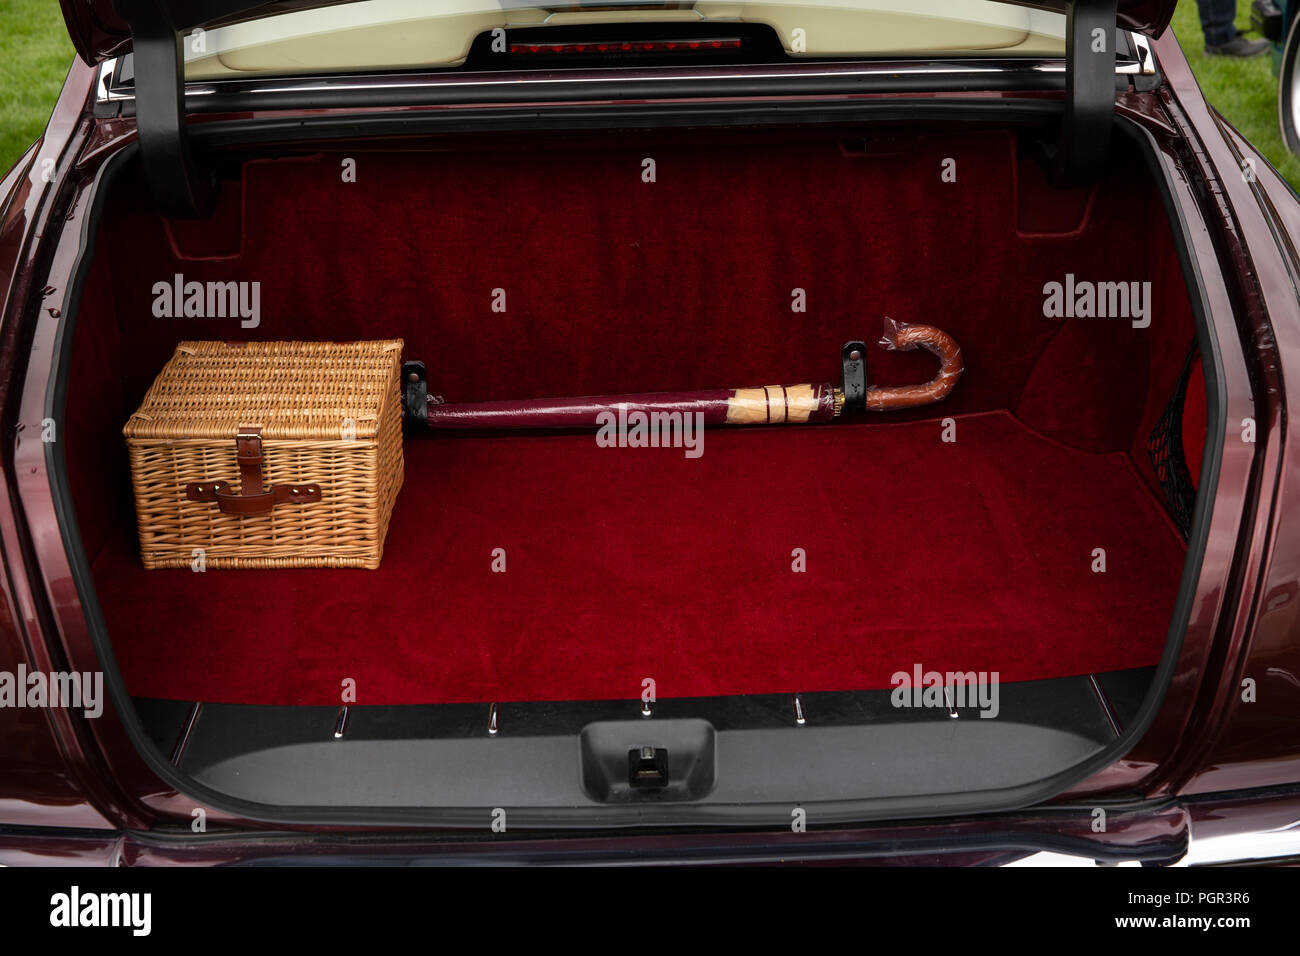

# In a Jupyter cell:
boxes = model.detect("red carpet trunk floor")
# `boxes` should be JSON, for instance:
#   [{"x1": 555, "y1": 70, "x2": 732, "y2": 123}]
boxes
[{"x1": 93, "y1": 411, "x2": 1186, "y2": 705}]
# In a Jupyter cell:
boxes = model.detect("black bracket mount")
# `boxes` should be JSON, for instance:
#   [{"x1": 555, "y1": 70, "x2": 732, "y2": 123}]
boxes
[
  {"x1": 1045, "y1": 0, "x2": 1119, "y2": 187},
  {"x1": 841, "y1": 340, "x2": 868, "y2": 413},
  {"x1": 119, "y1": 0, "x2": 215, "y2": 218},
  {"x1": 402, "y1": 360, "x2": 429, "y2": 431}
]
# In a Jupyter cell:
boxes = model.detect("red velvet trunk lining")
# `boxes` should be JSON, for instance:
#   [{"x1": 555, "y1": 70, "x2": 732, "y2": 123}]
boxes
[
  {"x1": 65, "y1": 126, "x2": 1198, "y2": 706},
  {"x1": 94, "y1": 412, "x2": 1183, "y2": 705}
]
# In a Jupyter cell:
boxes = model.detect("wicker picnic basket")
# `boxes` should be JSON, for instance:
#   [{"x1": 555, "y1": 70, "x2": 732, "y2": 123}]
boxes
[{"x1": 123, "y1": 340, "x2": 404, "y2": 569}]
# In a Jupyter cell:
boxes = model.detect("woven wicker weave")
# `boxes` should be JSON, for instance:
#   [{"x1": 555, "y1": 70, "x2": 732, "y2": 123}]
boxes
[{"x1": 124, "y1": 340, "x2": 404, "y2": 569}]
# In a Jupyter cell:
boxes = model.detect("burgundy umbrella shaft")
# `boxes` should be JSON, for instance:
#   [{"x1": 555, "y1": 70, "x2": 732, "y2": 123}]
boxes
[{"x1": 426, "y1": 384, "x2": 840, "y2": 429}]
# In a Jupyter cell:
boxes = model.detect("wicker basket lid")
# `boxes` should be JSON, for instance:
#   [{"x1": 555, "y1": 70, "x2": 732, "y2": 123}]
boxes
[{"x1": 124, "y1": 340, "x2": 404, "y2": 441}]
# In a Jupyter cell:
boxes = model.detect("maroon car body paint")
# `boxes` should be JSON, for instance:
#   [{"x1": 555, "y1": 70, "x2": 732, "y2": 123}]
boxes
[{"x1": 2, "y1": 2, "x2": 1300, "y2": 864}]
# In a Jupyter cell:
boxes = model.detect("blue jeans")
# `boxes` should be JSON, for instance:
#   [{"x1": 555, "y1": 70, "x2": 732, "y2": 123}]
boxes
[{"x1": 1196, "y1": 0, "x2": 1239, "y2": 46}]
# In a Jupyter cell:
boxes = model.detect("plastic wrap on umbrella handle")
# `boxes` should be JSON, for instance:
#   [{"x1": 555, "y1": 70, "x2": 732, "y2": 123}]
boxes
[{"x1": 864, "y1": 320, "x2": 964, "y2": 411}]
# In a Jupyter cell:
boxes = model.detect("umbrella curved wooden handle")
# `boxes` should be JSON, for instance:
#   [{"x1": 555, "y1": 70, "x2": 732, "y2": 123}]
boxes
[{"x1": 864, "y1": 322, "x2": 964, "y2": 411}]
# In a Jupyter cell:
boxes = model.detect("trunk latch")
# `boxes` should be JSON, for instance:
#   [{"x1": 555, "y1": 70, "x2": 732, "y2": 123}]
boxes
[{"x1": 629, "y1": 746, "x2": 670, "y2": 789}]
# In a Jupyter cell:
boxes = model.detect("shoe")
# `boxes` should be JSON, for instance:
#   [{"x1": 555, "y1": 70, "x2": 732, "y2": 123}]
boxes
[{"x1": 1205, "y1": 33, "x2": 1271, "y2": 58}]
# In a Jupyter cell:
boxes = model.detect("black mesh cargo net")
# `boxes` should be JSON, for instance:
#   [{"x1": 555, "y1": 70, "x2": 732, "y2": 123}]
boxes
[{"x1": 1147, "y1": 341, "x2": 1200, "y2": 540}]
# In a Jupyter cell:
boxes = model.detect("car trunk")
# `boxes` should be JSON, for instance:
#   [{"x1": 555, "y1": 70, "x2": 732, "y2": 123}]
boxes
[{"x1": 56, "y1": 121, "x2": 1209, "y2": 818}]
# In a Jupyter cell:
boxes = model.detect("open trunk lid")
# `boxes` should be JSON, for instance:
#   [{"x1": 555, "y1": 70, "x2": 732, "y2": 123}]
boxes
[
  {"x1": 70, "y1": 0, "x2": 1169, "y2": 220},
  {"x1": 60, "y1": 0, "x2": 1176, "y2": 66}
]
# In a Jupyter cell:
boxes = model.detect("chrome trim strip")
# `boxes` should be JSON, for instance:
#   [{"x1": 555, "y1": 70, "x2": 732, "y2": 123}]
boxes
[
  {"x1": 1127, "y1": 31, "x2": 1154, "y2": 76},
  {"x1": 169, "y1": 701, "x2": 202, "y2": 765},
  {"x1": 97, "y1": 58, "x2": 136, "y2": 103},
  {"x1": 96, "y1": 31, "x2": 1155, "y2": 107},
  {"x1": 182, "y1": 60, "x2": 1058, "y2": 102},
  {"x1": 96, "y1": 60, "x2": 112, "y2": 103},
  {"x1": 1087, "y1": 674, "x2": 1124, "y2": 737},
  {"x1": 942, "y1": 686, "x2": 959, "y2": 720}
]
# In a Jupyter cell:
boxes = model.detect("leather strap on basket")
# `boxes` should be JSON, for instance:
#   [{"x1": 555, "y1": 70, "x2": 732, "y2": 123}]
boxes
[{"x1": 185, "y1": 426, "x2": 321, "y2": 515}]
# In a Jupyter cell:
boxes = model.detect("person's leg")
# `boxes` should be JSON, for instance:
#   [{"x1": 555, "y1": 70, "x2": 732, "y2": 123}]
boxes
[
  {"x1": 1198, "y1": 0, "x2": 1270, "y2": 56},
  {"x1": 1196, "y1": 0, "x2": 1239, "y2": 46}
]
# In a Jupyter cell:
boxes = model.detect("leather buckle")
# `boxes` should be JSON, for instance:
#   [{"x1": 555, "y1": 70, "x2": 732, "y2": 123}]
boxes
[{"x1": 183, "y1": 426, "x2": 320, "y2": 516}]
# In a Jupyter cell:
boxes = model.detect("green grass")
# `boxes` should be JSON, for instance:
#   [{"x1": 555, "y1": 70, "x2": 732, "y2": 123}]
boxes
[
  {"x1": 0, "y1": 2, "x2": 1295, "y2": 187},
  {"x1": 1171, "y1": 0, "x2": 1300, "y2": 188},
  {"x1": 0, "y1": 0, "x2": 75, "y2": 174}
]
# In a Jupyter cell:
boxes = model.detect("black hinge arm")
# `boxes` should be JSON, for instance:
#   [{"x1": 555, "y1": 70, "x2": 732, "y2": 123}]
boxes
[
  {"x1": 1053, "y1": 0, "x2": 1120, "y2": 186},
  {"x1": 120, "y1": 0, "x2": 214, "y2": 218}
]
